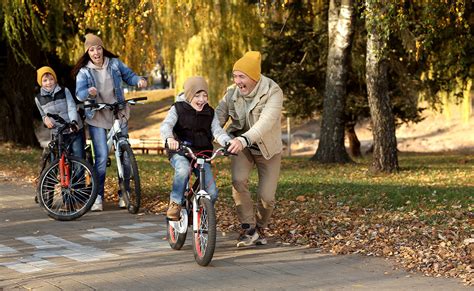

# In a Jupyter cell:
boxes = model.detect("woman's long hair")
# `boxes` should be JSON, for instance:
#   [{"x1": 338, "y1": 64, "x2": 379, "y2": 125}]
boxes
[{"x1": 71, "y1": 48, "x2": 119, "y2": 78}]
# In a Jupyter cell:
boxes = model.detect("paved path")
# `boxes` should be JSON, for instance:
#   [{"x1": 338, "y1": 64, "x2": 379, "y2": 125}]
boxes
[{"x1": 0, "y1": 181, "x2": 467, "y2": 290}]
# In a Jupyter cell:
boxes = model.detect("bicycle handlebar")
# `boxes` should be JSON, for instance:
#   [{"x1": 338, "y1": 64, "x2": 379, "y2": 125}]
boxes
[
  {"x1": 83, "y1": 96, "x2": 148, "y2": 111},
  {"x1": 46, "y1": 113, "x2": 66, "y2": 124},
  {"x1": 46, "y1": 113, "x2": 76, "y2": 134},
  {"x1": 171, "y1": 142, "x2": 236, "y2": 162}
]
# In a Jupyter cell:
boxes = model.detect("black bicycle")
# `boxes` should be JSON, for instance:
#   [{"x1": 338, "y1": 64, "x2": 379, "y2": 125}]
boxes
[
  {"x1": 36, "y1": 114, "x2": 98, "y2": 221},
  {"x1": 166, "y1": 142, "x2": 234, "y2": 266}
]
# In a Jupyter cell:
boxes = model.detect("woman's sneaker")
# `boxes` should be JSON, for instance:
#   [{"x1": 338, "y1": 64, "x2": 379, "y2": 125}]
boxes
[
  {"x1": 91, "y1": 197, "x2": 103, "y2": 212},
  {"x1": 118, "y1": 197, "x2": 126, "y2": 208},
  {"x1": 236, "y1": 228, "x2": 259, "y2": 247}
]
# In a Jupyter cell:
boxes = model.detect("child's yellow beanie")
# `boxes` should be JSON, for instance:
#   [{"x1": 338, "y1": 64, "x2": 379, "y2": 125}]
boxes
[
  {"x1": 184, "y1": 76, "x2": 209, "y2": 102},
  {"x1": 36, "y1": 66, "x2": 57, "y2": 86},
  {"x1": 233, "y1": 51, "x2": 261, "y2": 82}
]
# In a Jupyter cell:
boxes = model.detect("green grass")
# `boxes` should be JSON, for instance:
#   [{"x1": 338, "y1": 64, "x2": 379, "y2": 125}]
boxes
[
  {"x1": 134, "y1": 152, "x2": 473, "y2": 212},
  {"x1": 1, "y1": 143, "x2": 472, "y2": 212}
]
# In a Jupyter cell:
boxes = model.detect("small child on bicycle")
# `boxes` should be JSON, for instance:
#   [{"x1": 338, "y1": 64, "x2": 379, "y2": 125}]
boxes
[
  {"x1": 160, "y1": 76, "x2": 231, "y2": 220},
  {"x1": 35, "y1": 66, "x2": 84, "y2": 159}
]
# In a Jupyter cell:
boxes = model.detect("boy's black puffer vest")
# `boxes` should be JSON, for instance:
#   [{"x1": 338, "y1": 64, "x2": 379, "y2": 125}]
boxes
[
  {"x1": 173, "y1": 102, "x2": 214, "y2": 152},
  {"x1": 36, "y1": 88, "x2": 70, "y2": 132}
]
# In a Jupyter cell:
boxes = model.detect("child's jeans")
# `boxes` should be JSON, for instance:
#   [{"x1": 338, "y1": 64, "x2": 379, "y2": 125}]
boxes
[
  {"x1": 66, "y1": 128, "x2": 85, "y2": 159},
  {"x1": 169, "y1": 154, "x2": 218, "y2": 205}
]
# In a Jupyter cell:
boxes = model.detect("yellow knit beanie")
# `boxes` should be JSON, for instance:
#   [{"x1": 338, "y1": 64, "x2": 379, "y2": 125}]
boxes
[
  {"x1": 36, "y1": 66, "x2": 57, "y2": 86},
  {"x1": 184, "y1": 76, "x2": 209, "y2": 102},
  {"x1": 233, "y1": 51, "x2": 261, "y2": 82},
  {"x1": 84, "y1": 33, "x2": 104, "y2": 52}
]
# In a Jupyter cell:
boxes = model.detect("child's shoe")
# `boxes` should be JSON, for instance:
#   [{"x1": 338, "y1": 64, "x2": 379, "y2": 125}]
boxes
[{"x1": 166, "y1": 202, "x2": 181, "y2": 220}]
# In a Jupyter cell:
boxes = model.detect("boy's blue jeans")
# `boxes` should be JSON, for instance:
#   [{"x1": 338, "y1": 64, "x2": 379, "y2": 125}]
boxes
[{"x1": 170, "y1": 154, "x2": 218, "y2": 205}]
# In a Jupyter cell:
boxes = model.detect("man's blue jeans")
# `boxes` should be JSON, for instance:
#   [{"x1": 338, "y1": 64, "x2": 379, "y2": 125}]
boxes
[
  {"x1": 89, "y1": 124, "x2": 128, "y2": 199},
  {"x1": 169, "y1": 154, "x2": 218, "y2": 205}
]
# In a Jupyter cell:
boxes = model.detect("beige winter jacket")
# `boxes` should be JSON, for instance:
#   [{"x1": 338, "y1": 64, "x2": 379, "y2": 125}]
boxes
[{"x1": 216, "y1": 75, "x2": 283, "y2": 160}]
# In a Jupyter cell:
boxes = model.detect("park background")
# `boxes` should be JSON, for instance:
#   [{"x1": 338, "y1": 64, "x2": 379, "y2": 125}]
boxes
[{"x1": 0, "y1": 0, "x2": 472, "y2": 286}]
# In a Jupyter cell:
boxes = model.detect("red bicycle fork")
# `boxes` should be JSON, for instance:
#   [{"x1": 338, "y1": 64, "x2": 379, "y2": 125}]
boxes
[{"x1": 59, "y1": 155, "x2": 71, "y2": 187}]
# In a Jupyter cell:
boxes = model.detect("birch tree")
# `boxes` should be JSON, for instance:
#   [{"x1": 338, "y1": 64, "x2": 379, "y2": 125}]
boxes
[{"x1": 312, "y1": 0, "x2": 354, "y2": 163}]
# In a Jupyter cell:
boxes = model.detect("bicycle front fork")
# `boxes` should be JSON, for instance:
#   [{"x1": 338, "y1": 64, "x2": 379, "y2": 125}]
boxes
[
  {"x1": 192, "y1": 190, "x2": 211, "y2": 232},
  {"x1": 59, "y1": 155, "x2": 70, "y2": 187},
  {"x1": 114, "y1": 139, "x2": 128, "y2": 179}
]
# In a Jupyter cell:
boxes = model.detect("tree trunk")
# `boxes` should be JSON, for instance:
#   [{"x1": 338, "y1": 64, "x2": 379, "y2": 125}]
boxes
[
  {"x1": 365, "y1": 1, "x2": 399, "y2": 173},
  {"x1": 0, "y1": 37, "x2": 41, "y2": 146},
  {"x1": 312, "y1": 0, "x2": 354, "y2": 163},
  {"x1": 346, "y1": 123, "x2": 361, "y2": 157}
]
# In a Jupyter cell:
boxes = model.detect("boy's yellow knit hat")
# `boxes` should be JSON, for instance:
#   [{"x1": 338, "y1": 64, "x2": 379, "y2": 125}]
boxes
[
  {"x1": 184, "y1": 76, "x2": 209, "y2": 102},
  {"x1": 84, "y1": 33, "x2": 104, "y2": 52},
  {"x1": 36, "y1": 66, "x2": 57, "y2": 86},
  {"x1": 233, "y1": 51, "x2": 261, "y2": 82}
]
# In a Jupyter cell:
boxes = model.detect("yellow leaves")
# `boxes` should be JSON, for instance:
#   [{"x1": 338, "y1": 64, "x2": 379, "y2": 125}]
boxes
[{"x1": 415, "y1": 39, "x2": 421, "y2": 61}]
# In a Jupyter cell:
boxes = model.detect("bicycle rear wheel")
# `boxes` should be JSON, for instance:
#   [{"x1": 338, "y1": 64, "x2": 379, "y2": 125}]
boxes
[
  {"x1": 118, "y1": 142, "x2": 141, "y2": 214},
  {"x1": 192, "y1": 197, "x2": 216, "y2": 266},
  {"x1": 37, "y1": 156, "x2": 97, "y2": 221},
  {"x1": 166, "y1": 209, "x2": 188, "y2": 250}
]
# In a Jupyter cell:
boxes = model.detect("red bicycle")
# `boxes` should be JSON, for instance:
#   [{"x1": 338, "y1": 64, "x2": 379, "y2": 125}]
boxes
[
  {"x1": 166, "y1": 142, "x2": 234, "y2": 266},
  {"x1": 37, "y1": 114, "x2": 98, "y2": 221}
]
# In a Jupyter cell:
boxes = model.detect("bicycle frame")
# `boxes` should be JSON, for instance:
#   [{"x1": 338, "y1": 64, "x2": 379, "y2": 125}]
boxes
[
  {"x1": 192, "y1": 157, "x2": 212, "y2": 232},
  {"x1": 45, "y1": 114, "x2": 75, "y2": 187}
]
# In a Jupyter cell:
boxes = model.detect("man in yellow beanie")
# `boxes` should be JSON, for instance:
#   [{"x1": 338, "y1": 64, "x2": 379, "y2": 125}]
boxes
[{"x1": 216, "y1": 51, "x2": 284, "y2": 247}]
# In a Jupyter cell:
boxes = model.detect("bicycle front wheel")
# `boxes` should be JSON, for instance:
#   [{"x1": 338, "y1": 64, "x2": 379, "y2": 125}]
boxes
[
  {"x1": 167, "y1": 209, "x2": 188, "y2": 250},
  {"x1": 192, "y1": 197, "x2": 216, "y2": 266},
  {"x1": 118, "y1": 142, "x2": 141, "y2": 214},
  {"x1": 37, "y1": 156, "x2": 97, "y2": 221}
]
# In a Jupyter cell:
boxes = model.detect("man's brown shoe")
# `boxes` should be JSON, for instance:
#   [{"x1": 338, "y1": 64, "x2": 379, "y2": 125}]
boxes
[{"x1": 167, "y1": 202, "x2": 181, "y2": 220}]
